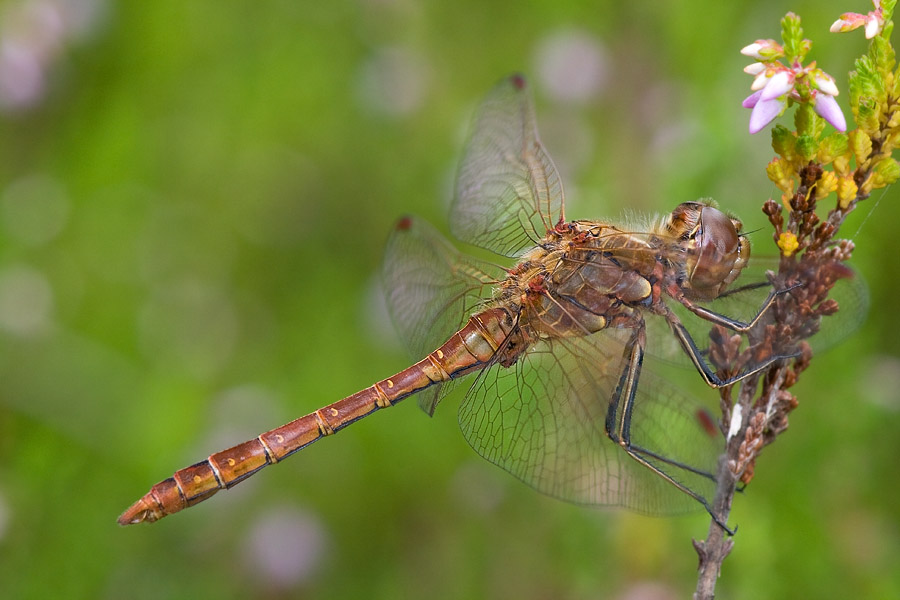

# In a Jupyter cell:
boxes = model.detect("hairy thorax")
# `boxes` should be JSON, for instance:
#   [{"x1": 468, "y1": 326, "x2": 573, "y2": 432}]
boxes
[{"x1": 496, "y1": 221, "x2": 665, "y2": 345}]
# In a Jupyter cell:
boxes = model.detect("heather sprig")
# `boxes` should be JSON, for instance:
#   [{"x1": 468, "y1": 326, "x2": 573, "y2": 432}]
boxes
[{"x1": 696, "y1": 6, "x2": 899, "y2": 598}]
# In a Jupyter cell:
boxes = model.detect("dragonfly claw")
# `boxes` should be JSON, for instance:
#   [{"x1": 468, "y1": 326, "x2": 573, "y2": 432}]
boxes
[{"x1": 713, "y1": 514, "x2": 737, "y2": 536}]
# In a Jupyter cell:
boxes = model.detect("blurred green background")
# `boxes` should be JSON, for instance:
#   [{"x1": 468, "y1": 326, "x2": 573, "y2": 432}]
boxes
[{"x1": 0, "y1": 1, "x2": 897, "y2": 598}]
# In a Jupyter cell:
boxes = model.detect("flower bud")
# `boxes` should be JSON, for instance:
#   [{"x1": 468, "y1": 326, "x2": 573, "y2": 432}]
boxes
[
  {"x1": 836, "y1": 176, "x2": 858, "y2": 209},
  {"x1": 815, "y1": 170, "x2": 838, "y2": 200},
  {"x1": 777, "y1": 232, "x2": 800, "y2": 257}
]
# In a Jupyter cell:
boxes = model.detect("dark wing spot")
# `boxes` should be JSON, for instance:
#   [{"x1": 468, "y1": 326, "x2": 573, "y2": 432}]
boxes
[
  {"x1": 510, "y1": 73, "x2": 527, "y2": 90},
  {"x1": 396, "y1": 215, "x2": 413, "y2": 231}
]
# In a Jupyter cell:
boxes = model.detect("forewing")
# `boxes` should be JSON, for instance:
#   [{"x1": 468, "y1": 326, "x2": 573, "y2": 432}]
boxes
[
  {"x1": 457, "y1": 330, "x2": 720, "y2": 515},
  {"x1": 382, "y1": 216, "x2": 506, "y2": 413},
  {"x1": 452, "y1": 74, "x2": 564, "y2": 257}
]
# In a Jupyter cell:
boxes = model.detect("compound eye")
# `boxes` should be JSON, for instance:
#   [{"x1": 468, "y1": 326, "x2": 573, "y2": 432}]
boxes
[{"x1": 689, "y1": 207, "x2": 741, "y2": 290}]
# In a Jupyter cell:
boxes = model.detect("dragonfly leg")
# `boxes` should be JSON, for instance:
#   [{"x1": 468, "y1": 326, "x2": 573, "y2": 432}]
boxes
[
  {"x1": 666, "y1": 312, "x2": 798, "y2": 389},
  {"x1": 714, "y1": 279, "x2": 771, "y2": 300},
  {"x1": 677, "y1": 283, "x2": 800, "y2": 333},
  {"x1": 605, "y1": 324, "x2": 733, "y2": 534}
]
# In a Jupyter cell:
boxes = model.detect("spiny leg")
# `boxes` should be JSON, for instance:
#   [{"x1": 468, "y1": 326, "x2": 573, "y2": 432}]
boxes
[
  {"x1": 604, "y1": 323, "x2": 733, "y2": 534},
  {"x1": 666, "y1": 312, "x2": 797, "y2": 389},
  {"x1": 676, "y1": 283, "x2": 801, "y2": 333},
  {"x1": 664, "y1": 284, "x2": 804, "y2": 389}
]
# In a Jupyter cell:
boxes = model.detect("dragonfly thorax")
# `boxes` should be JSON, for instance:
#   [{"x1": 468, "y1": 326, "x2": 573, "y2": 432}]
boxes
[
  {"x1": 496, "y1": 222, "x2": 658, "y2": 343},
  {"x1": 492, "y1": 202, "x2": 750, "y2": 345}
]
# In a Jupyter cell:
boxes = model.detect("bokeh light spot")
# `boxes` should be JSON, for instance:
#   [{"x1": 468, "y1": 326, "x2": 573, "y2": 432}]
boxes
[
  {"x1": 0, "y1": 263, "x2": 54, "y2": 337},
  {"x1": 241, "y1": 505, "x2": 330, "y2": 590},
  {"x1": 534, "y1": 29, "x2": 609, "y2": 104},
  {"x1": 1, "y1": 173, "x2": 69, "y2": 246},
  {"x1": 356, "y1": 46, "x2": 430, "y2": 117}
]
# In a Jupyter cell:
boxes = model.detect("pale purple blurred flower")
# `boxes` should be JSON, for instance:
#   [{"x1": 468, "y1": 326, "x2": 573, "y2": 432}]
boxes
[
  {"x1": 0, "y1": 487, "x2": 8, "y2": 543},
  {"x1": 241, "y1": 506, "x2": 330, "y2": 590},
  {"x1": 614, "y1": 581, "x2": 679, "y2": 600},
  {"x1": 534, "y1": 29, "x2": 609, "y2": 104},
  {"x1": 0, "y1": 0, "x2": 105, "y2": 111},
  {"x1": 0, "y1": 39, "x2": 44, "y2": 108}
]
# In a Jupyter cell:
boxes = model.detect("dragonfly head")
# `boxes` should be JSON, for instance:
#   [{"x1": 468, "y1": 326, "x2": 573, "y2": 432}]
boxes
[{"x1": 668, "y1": 201, "x2": 750, "y2": 299}]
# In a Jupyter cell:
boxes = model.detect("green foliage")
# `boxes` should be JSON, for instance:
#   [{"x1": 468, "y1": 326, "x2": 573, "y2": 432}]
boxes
[
  {"x1": 873, "y1": 156, "x2": 900, "y2": 185},
  {"x1": 871, "y1": 35, "x2": 896, "y2": 74},
  {"x1": 771, "y1": 125, "x2": 797, "y2": 159},
  {"x1": 780, "y1": 12, "x2": 806, "y2": 63},
  {"x1": 850, "y1": 55, "x2": 879, "y2": 94},
  {"x1": 849, "y1": 56, "x2": 885, "y2": 110},
  {"x1": 851, "y1": 128, "x2": 874, "y2": 165},
  {"x1": 817, "y1": 132, "x2": 850, "y2": 164},
  {"x1": 793, "y1": 103, "x2": 824, "y2": 144},
  {"x1": 795, "y1": 134, "x2": 819, "y2": 161}
]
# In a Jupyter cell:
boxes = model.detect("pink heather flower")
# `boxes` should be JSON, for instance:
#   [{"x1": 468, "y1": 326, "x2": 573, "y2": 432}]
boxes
[
  {"x1": 813, "y1": 92, "x2": 847, "y2": 131},
  {"x1": 742, "y1": 90, "x2": 763, "y2": 109},
  {"x1": 812, "y1": 71, "x2": 839, "y2": 97},
  {"x1": 743, "y1": 66, "x2": 795, "y2": 133},
  {"x1": 830, "y1": 1, "x2": 885, "y2": 39},
  {"x1": 809, "y1": 68, "x2": 847, "y2": 131},
  {"x1": 760, "y1": 70, "x2": 795, "y2": 101},
  {"x1": 740, "y1": 39, "x2": 784, "y2": 60},
  {"x1": 741, "y1": 54, "x2": 846, "y2": 134},
  {"x1": 744, "y1": 90, "x2": 786, "y2": 134},
  {"x1": 743, "y1": 62, "x2": 766, "y2": 76}
]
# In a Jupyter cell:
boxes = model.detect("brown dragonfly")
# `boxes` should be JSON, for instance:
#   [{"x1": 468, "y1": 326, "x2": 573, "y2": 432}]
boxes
[{"x1": 119, "y1": 74, "x2": 804, "y2": 527}]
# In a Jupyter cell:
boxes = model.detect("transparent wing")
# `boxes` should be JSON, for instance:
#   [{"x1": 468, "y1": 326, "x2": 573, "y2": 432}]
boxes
[
  {"x1": 804, "y1": 262, "x2": 868, "y2": 351},
  {"x1": 457, "y1": 329, "x2": 720, "y2": 515},
  {"x1": 728, "y1": 257, "x2": 869, "y2": 354},
  {"x1": 452, "y1": 74, "x2": 564, "y2": 257},
  {"x1": 382, "y1": 216, "x2": 506, "y2": 414},
  {"x1": 664, "y1": 256, "x2": 869, "y2": 371}
]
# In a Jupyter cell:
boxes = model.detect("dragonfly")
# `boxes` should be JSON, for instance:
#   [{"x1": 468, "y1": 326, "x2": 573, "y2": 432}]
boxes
[{"x1": 119, "y1": 74, "x2": 816, "y2": 527}]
